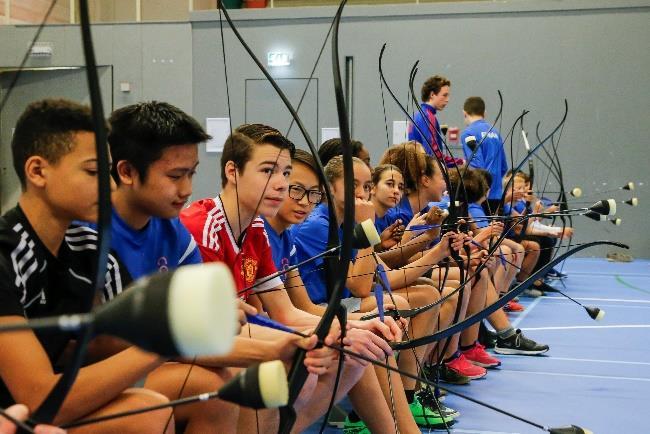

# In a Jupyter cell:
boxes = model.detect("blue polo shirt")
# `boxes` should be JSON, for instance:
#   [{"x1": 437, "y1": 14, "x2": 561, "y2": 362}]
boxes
[
  {"x1": 461, "y1": 119, "x2": 508, "y2": 200},
  {"x1": 262, "y1": 218, "x2": 297, "y2": 282},
  {"x1": 514, "y1": 200, "x2": 527, "y2": 214},
  {"x1": 393, "y1": 196, "x2": 416, "y2": 225},
  {"x1": 375, "y1": 209, "x2": 399, "y2": 234},
  {"x1": 293, "y1": 204, "x2": 356, "y2": 304},
  {"x1": 85, "y1": 208, "x2": 202, "y2": 280},
  {"x1": 468, "y1": 203, "x2": 489, "y2": 229}
]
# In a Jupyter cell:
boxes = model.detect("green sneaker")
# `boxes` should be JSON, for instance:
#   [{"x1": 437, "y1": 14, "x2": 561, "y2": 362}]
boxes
[
  {"x1": 343, "y1": 416, "x2": 370, "y2": 434},
  {"x1": 416, "y1": 388, "x2": 460, "y2": 419},
  {"x1": 409, "y1": 398, "x2": 456, "y2": 428}
]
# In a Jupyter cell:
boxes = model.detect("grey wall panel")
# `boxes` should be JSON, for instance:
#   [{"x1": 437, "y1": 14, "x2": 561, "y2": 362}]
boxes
[
  {"x1": 1, "y1": 1, "x2": 647, "y2": 257},
  {"x1": 0, "y1": 21, "x2": 193, "y2": 210},
  {"x1": 191, "y1": 21, "x2": 234, "y2": 201},
  {"x1": 141, "y1": 23, "x2": 193, "y2": 113},
  {"x1": 191, "y1": 2, "x2": 650, "y2": 258},
  {"x1": 111, "y1": 25, "x2": 144, "y2": 107},
  {"x1": 244, "y1": 78, "x2": 318, "y2": 148}
]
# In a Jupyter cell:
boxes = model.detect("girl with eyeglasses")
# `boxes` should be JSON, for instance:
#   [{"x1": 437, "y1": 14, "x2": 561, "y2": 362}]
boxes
[{"x1": 292, "y1": 154, "x2": 470, "y2": 429}]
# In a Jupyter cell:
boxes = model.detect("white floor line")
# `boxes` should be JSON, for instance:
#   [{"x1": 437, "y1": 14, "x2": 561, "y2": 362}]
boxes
[
  {"x1": 520, "y1": 324, "x2": 650, "y2": 331},
  {"x1": 532, "y1": 300, "x2": 650, "y2": 309},
  {"x1": 542, "y1": 296, "x2": 650, "y2": 303},
  {"x1": 511, "y1": 297, "x2": 542, "y2": 328},
  {"x1": 563, "y1": 272, "x2": 650, "y2": 278},
  {"x1": 498, "y1": 355, "x2": 650, "y2": 366},
  {"x1": 423, "y1": 428, "x2": 521, "y2": 434},
  {"x1": 501, "y1": 369, "x2": 650, "y2": 382},
  {"x1": 445, "y1": 430, "x2": 521, "y2": 434}
]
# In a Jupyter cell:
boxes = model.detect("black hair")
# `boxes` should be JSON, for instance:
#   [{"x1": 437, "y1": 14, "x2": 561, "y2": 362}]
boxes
[
  {"x1": 318, "y1": 138, "x2": 365, "y2": 167},
  {"x1": 108, "y1": 101, "x2": 211, "y2": 184},
  {"x1": 12, "y1": 98, "x2": 96, "y2": 188}
]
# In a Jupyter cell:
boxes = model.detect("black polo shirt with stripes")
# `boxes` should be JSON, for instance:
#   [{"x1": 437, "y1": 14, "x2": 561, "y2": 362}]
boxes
[{"x1": 0, "y1": 205, "x2": 120, "y2": 407}]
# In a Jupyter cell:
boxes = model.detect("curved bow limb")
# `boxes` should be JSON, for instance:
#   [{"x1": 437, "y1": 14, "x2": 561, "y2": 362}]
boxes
[{"x1": 30, "y1": 0, "x2": 113, "y2": 423}]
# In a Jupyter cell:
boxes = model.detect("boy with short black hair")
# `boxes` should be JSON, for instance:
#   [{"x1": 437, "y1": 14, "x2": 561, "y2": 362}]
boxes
[
  {"x1": 104, "y1": 101, "x2": 207, "y2": 285},
  {"x1": 90, "y1": 101, "x2": 243, "y2": 433},
  {"x1": 0, "y1": 99, "x2": 172, "y2": 433}
]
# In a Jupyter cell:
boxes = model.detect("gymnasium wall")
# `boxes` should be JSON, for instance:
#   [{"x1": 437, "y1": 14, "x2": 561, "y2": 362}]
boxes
[
  {"x1": 1, "y1": 0, "x2": 648, "y2": 258},
  {"x1": 190, "y1": 0, "x2": 649, "y2": 259}
]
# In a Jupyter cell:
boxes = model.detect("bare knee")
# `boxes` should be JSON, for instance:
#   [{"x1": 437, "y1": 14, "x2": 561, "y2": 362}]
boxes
[
  {"x1": 388, "y1": 293, "x2": 411, "y2": 311},
  {"x1": 441, "y1": 287, "x2": 459, "y2": 307},
  {"x1": 106, "y1": 388, "x2": 174, "y2": 434}
]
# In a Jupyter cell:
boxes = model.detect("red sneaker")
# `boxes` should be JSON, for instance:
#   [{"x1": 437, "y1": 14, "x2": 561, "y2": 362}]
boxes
[
  {"x1": 445, "y1": 354, "x2": 487, "y2": 380},
  {"x1": 462, "y1": 343, "x2": 501, "y2": 368},
  {"x1": 504, "y1": 300, "x2": 525, "y2": 312}
]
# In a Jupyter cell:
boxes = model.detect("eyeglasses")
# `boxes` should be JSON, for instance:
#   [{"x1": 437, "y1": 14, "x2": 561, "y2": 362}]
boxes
[{"x1": 288, "y1": 185, "x2": 323, "y2": 204}]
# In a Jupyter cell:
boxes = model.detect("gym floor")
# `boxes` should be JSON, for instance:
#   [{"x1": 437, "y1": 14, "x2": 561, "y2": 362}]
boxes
[{"x1": 306, "y1": 258, "x2": 650, "y2": 433}]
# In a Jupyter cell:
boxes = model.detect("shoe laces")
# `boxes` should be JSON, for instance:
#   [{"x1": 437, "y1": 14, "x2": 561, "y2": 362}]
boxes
[
  {"x1": 416, "y1": 387, "x2": 443, "y2": 410},
  {"x1": 514, "y1": 329, "x2": 533, "y2": 347},
  {"x1": 472, "y1": 342, "x2": 490, "y2": 356},
  {"x1": 455, "y1": 353, "x2": 472, "y2": 366}
]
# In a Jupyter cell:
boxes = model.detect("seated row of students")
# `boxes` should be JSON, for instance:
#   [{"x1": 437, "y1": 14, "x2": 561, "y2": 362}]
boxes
[
  {"x1": 0, "y1": 100, "x2": 401, "y2": 433},
  {"x1": 0, "y1": 97, "x2": 566, "y2": 434},
  {"x1": 213, "y1": 132, "x2": 554, "y2": 429},
  {"x1": 0, "y1": 99, "x2": 468, "y2": 434},
  {"x1": 358, "y1": 142, "x2": 548, "y2": 382},
  {"x1": 260, "y1": 134, "x2": 552, "y2": 430},
  {"x1": 500, "y1": 170, "x2": 575, "y2": 295},
  {"x1": 178, "y1": 123, "x2": 456, "y2": 431}
]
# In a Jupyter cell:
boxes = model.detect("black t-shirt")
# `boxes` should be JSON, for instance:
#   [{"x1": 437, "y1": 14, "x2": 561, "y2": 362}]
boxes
[{"x1": 0, "y1": 206, "x2": 121, "y2": 407}]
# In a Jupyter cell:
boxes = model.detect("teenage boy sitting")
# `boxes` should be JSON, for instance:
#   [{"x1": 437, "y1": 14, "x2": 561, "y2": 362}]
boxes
[
  {"x1": 76, "y1": 101, "x2": 253, "y2": 433},
  {"x1": 0, "y1": 99, "x2": 173, "y2": 433}
]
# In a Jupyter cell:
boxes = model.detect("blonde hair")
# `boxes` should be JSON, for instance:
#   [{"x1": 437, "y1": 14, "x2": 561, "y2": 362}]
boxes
[{"x1": 324, "y1": 155, "x2": 365, "y2": 184}]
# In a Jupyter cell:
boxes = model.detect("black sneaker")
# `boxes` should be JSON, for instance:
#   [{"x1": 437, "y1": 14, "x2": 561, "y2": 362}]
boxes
[
  {"x1": 422, "y1": 363, "x2": 471, "y2": 386},
  {"x1": 533, "y1": 279, "x2": 559, "y2": 293},
  {"x1": 416, "y1": 387, "x2": 460, "y2": 419},
  {"x1": 479, "y1": 320, "x2": 498, "y2": 349},
  {"x1": 545, "y1": 267, "x2": 568, "y2": 280},
  {"x1": 494, "y1": 329, "x2": 549, "y2": 355},
  {"x1": 437, "y1": 363, "x2": 471, "y2": 385}
]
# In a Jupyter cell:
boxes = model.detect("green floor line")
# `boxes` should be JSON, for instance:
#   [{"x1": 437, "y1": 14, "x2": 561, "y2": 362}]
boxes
[{"x1": 615, "y1": 275, "x2": 650, "y2": 295}]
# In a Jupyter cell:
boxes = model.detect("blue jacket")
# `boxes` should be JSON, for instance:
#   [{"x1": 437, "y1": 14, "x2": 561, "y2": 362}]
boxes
[{"x1": 461, "y1": 119, "x2": 508, "y2": 200}]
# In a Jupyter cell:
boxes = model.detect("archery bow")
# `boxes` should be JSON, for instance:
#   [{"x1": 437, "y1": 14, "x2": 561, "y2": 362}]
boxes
[
  {"x1": 26, "y1": 0, "x2": 113, "y2": 425},
  {"x1": 217, "y1": 1, "x2": 355, "y2": 432}
]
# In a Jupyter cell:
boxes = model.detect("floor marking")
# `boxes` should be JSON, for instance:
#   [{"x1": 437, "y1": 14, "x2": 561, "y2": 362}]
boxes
[
  {"x1": 531, "y1": 301, "x2": 650, "y2": 309},
  {"x1": 511, "y1": 297, "x2": 542, "y2": 328},
  {"x1": 498, "y1": 355, "x2": 650, "y2": 366},
  {"x1": 615, "y1": 275, "x2": 650, "y2": 295},
  {"x1": 520, "y1": 324, "x2": 650, "y2": 331},
  {"x1": 501, "y1": 369, "x2": 650, "y2": 382},
  {"x1": 542, "y1": 296, "x2": 650, "y2": 303},
  {"x1": 423, "y1": 428, "x2": 521, "y2": 434},
  {"x1": 563, "y1": 272, "x2": 650, "y2": 278}
]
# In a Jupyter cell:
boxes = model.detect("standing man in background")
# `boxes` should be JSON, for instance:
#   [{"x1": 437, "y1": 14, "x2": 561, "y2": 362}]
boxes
[
  {"x1": 461, "y1": 96, "x2": 508, "y2": 214},
  {"x1": 408, "y1": 75, "x2": 463, "y2": 167}
]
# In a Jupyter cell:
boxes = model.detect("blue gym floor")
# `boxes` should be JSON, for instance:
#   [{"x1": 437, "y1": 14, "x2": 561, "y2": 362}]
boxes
[{"x1": 305, "y1": 258, "x2": 650, "y2": 434}]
